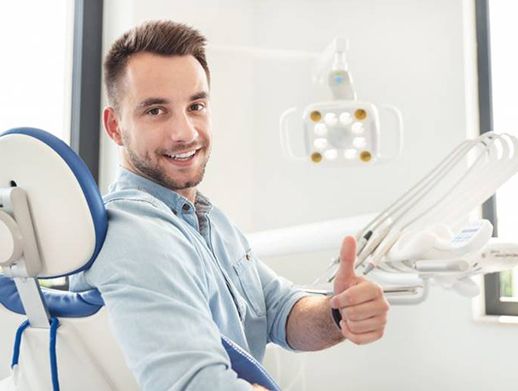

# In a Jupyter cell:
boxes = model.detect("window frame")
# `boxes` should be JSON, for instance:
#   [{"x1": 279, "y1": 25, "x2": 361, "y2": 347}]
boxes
[
  {"x1": 478, "y1": 0, "x2": 518, "y2": 316},
  {"x1": 70, "y1": 0, "x2": 103, "y2": 183}
]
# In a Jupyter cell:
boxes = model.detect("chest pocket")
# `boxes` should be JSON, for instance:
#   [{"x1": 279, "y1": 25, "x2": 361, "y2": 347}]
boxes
[{"x1": 233, "y1": 251, "x2": 266, "y2": 317}]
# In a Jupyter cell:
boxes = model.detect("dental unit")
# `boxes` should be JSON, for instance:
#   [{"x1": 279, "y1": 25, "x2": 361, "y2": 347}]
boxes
[{"x1": 273, "y1": 38, "x2": 518, "y2": 302}]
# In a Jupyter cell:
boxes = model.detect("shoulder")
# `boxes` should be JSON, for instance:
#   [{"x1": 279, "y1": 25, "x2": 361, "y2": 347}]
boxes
[
  {"x1": 104, "y1": 189, "x2": 170, "y2": 217},
  {"x1": 103, "y1": 190, "x2": 181, "y2": 246},
  {"x1": 84, "y1": 190, "x2": 207, "y2": 290},
  {"x1": 102, "y1": 189, "x2": 196, "y2": 241}
]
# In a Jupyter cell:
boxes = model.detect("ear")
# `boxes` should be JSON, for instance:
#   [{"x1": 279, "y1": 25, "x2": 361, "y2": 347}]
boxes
[{"x1": 103, "y1": 106, "x2": 124, "y2": 146}]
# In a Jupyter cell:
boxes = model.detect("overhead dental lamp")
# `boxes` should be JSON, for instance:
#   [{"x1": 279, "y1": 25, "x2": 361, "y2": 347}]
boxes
[{"x1": 280, "y1": 38, "x2": 403, "y2": 165}]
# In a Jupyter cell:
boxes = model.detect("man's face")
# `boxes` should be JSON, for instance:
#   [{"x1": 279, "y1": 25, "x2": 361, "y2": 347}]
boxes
[{"x1": 107, "y1": 53, "x2": 211, "y2": 194}]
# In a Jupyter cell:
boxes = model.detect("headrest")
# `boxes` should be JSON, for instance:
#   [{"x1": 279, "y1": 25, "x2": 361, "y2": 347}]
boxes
[{"x1": 0, "y1": 128, "x2": 107, "y2": 278}]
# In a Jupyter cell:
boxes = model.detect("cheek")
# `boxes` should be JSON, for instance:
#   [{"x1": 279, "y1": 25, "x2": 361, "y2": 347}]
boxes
[
  {"x1": 197, "y1": 118, "x2": 212, "y2": 141},
  {"x1": 123, "y1": 128, "x2": 156, "y2": 156},
  {"x1": 124, "y1": 121, "x2": 153, "y2": 145}
]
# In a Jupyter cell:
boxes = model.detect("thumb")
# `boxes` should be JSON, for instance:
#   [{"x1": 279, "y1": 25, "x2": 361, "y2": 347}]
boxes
[{"x1": 333, "y1": 235, "x2": 358, "y2": 294}]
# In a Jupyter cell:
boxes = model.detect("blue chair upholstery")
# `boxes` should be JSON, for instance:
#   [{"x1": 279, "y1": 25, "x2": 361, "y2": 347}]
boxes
[{"x1": 0, "y1": 276, "x2": 103, "y2": 318}]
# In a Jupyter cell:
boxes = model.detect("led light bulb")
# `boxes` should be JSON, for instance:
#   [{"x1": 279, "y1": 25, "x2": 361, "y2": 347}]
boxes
[
  {"x1": 314, "y1": 138, "x2": 328, "y2": 150},
  {"x1": 353, "y1": 137, "x2": 367, "y2": 148},
  {"x1": 339, "y1": 112, "x2": 352, "y2": 126},
  {"x1": 311, "y1": 152, "x2": 322, "y2": 163},
  {"x1": 344, "y1": 149, "x2": 357, "y2": 159},
  {"x1": 310, "y1": 111, "x2": 322, "y2": 122},
  {"x1": 314, "y1": 123, "x2": 327, "y2": 136},
  {"x1": 360, "y1": 150, "x2": 372, "y2": 162},
  {"x1": 324, "y1": 112, "x2": 338, "y2": 126},
  {"x1": 324, "y1": 149, "x2": 338, "y2": 160},
  {"x1": 355, "y1": 109, "x2": 367, "y2": 120},
  {"x1": 351, "y1": 122, "x2": 364, "y2": 134}
]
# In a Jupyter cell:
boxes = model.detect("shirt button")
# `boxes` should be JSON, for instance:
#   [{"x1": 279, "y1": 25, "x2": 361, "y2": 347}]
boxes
[
  {"x1": 245, "y1": 254, "x2": 251, "y2": 261},
  {"x1": 182, "y1": 204, "x2": 190, "y2": 212}
]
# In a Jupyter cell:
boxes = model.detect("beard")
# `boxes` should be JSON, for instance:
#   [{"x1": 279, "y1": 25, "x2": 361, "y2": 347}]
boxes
[{"x1": 124, "y1": 140, "x2": 210, "y2": 192}]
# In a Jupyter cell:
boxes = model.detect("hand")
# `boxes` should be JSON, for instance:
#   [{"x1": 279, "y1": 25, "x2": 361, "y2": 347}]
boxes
[
  {"x1": 251, "y1": 384, "x2": 269, "y2": 390},
  {"x1": 330, "y1": 236, "x2": 390, "y2": 345}
]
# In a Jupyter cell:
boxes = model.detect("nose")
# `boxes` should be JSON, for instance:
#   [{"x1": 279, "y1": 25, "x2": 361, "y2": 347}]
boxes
[{"x1": 169, "y1": 112, "x2": 199, "y2": 144}]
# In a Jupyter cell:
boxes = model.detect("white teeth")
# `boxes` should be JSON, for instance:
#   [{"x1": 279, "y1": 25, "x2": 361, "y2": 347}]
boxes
[{"x1": 166, "y1": 150, "x2": 197, "y2": 160}]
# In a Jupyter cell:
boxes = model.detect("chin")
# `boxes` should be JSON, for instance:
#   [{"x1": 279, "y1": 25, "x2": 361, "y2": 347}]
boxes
[{"x1": 164, "y1": 172, "x2": 205, "y2": 191}]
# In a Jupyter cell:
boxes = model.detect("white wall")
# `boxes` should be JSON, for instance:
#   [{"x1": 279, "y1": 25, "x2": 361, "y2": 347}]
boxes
[{"x1": 101, "y1": 1, "x2": 518, "y2": 390}]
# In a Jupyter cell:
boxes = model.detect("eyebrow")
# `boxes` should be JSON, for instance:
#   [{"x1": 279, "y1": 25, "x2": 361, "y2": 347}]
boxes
[
  {"x1": 190, "y1": 91, "x2": 209, "y2": 101},
  {"x1": 137, "y1": 97, "x2": 170, "y2": 109},
  {"x1": 136, "y1": 91, "x2": 209, "y2": 109}
]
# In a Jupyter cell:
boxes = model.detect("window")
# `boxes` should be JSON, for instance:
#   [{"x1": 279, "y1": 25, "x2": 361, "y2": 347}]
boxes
[
  {"x1": 0, "y1": 1, "x2": 73, "y2": 141},
  {"x1": 480, "y1": 0, "x2": 518, "y2": 315}
]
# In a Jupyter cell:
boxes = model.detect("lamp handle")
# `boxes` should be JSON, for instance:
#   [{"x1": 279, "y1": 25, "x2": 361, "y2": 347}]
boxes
[
  {"x1": 377, "y1": 104, "x2": 404, "y2": 163},
  {"x1": 279, "y1": 107, "x2": 307, "y2": 160}
]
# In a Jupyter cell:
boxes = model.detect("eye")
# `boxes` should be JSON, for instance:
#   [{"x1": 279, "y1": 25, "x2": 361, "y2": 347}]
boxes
[
  {"x1": 146, "y1": 107, "x2": 164, "y2": 116},
  {"x1": 189, "y1": 102, "x2": 206, "y2": 112}
]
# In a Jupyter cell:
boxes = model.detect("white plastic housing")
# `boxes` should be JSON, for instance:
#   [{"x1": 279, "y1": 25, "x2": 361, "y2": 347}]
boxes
[
  {"x1": 0, "y1": 211, "x2": 23, "y2": 266},
  {"x1": 0, "y1": 133, "x2": 97, "y2": 277}
]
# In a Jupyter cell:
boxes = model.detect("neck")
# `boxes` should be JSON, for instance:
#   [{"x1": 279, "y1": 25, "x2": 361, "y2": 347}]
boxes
[{"x1": 175, "y1": 187, "x2": 197, "y2": 203}]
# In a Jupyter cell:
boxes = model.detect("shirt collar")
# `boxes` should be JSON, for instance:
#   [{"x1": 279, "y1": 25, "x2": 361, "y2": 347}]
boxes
[{"x1": 110, "y1": 167, "x2": 213, "y2": 215}]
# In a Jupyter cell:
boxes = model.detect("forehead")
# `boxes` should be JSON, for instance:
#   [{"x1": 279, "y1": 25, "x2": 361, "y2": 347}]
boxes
[{"x1": 121, "y1": 53, "x2": 209, "y2": 102}]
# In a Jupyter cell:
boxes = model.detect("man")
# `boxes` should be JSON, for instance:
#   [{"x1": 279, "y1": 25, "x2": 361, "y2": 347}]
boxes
[{"x1": 71, "y1": 20, "x2": 389, "y2": 390}]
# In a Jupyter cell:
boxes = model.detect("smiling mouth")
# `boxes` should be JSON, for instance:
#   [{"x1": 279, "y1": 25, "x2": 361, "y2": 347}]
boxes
[{"x1": 163, "y1": 148, "x2": 201, "y2": 161}]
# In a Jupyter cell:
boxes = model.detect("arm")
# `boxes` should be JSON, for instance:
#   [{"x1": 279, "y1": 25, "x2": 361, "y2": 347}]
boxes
[
  {"x1": 286, "y1": 236, "x2": 390, "y2": 351},
  {"x1": 286, "y1": 295, "x2": 344, "y2": 351}
]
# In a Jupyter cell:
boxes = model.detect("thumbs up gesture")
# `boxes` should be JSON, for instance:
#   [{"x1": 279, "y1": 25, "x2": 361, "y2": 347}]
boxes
[{"x1": 330, "y1": 236, "x2": 390, "y2": 345}]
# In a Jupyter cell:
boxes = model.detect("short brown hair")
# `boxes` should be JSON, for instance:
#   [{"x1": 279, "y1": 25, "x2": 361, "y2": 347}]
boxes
[{"x1": 104, "y1": 20, "x2": 210, "y2": 108}]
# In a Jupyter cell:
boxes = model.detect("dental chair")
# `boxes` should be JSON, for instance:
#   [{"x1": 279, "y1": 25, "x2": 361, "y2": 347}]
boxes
[{"x1": 0, "y1": 128, "x2": 279, "y2": 391}]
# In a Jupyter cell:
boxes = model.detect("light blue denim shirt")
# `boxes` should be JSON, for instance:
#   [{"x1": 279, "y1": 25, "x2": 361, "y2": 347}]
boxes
[{"x1": 70, "y1": 168, "x2": 308, "y2": 390}]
